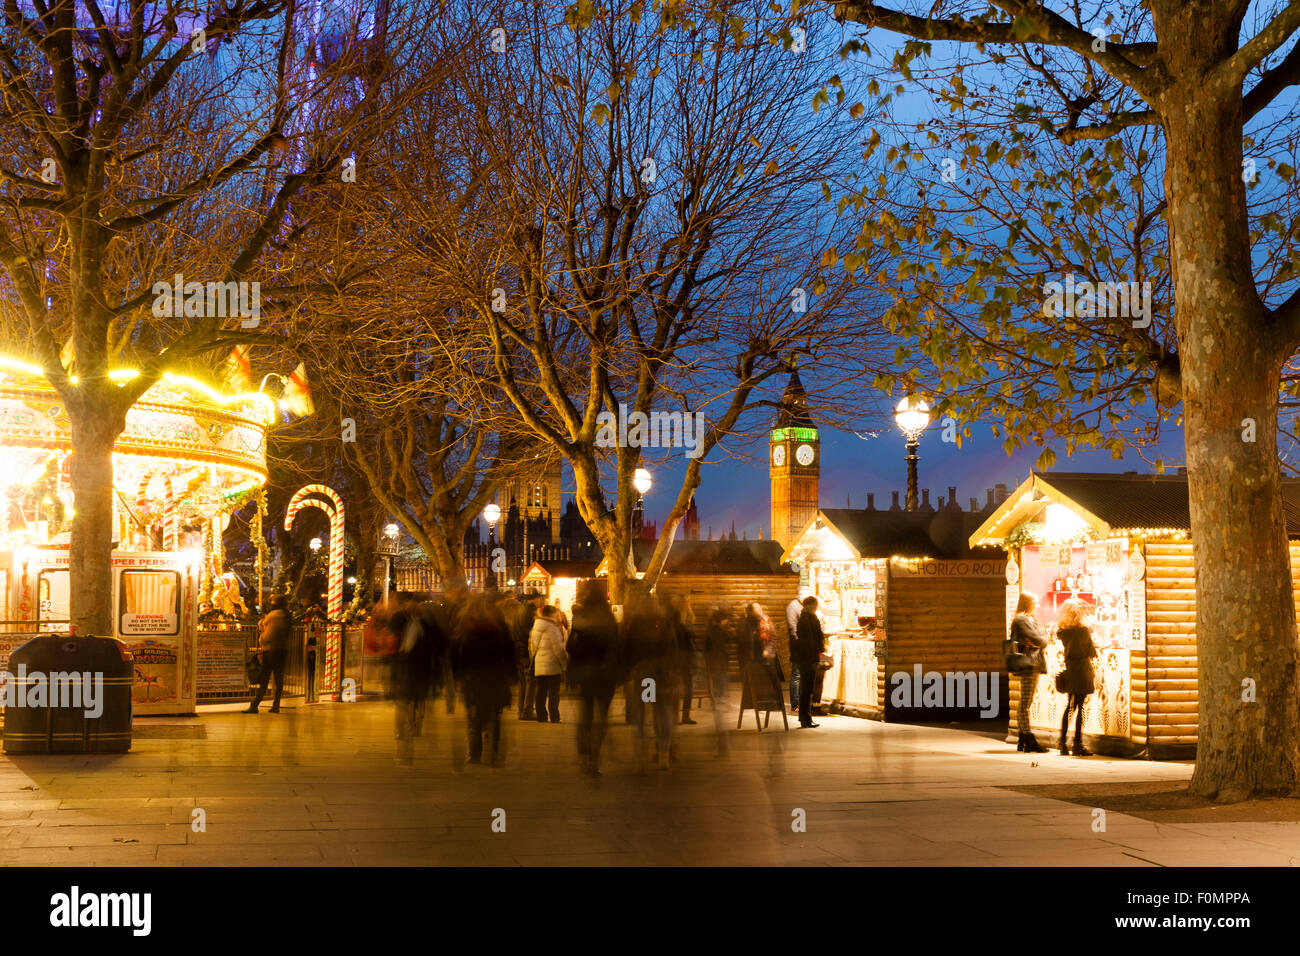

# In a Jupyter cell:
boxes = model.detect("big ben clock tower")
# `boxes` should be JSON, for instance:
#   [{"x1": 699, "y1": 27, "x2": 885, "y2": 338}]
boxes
[{"x1": 770, "y1": 366, "x2": 820, "y2": 551}]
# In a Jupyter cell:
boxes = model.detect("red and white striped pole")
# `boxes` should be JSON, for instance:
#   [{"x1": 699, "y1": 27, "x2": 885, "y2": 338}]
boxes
[{"x1": 285, "y1": 484, "x2": 346, "y2": 700}]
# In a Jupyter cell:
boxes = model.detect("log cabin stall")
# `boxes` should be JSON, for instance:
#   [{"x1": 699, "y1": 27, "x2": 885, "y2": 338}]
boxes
[
  {"x1": 520, "y1": 559, "x2": 599, "y2": 616},
  {"x1": 968, "y1": 470, "x2": 1300, "y2": 758},
  {"x1": 600, "y1": 539, "x2": 800, "y2": 680},
  {"x1": 783, "y1": 500, "x2": 1007, "y2": 722},
  {"x1": 0, "y1": 355, "x2": 274, "y2": 715}
]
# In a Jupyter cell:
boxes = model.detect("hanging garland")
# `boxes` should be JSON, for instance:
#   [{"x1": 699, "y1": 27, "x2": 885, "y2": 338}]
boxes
[{"x1": 1005, "y1": 519, "x2": 1101, "y2": 550}]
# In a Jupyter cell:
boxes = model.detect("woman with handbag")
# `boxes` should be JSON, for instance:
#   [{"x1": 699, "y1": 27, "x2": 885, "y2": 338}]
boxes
[
  {"x1": 1009, "y1": 593, "x2": 1048, "y2": 753},
  {"x1": 1055, "y1": 599, "x2": 1098, "y2": 757}
]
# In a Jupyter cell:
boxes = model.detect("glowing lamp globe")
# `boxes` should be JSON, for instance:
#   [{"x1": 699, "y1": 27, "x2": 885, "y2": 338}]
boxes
[
  {"x1": 894, "y1": 396, "x2": 931, "y2": 440},
  {"x1": 483, "y1": 503, "x2": 501, "y2": 526},
  {"x1": 633, "y1": 468, "x2": 653, "y2": 496}
]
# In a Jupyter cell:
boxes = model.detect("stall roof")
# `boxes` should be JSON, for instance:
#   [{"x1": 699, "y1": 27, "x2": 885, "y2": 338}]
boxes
[
  {"x1": 969, "y1": 471, "x2": 1300, "y2": 547},
  {"x1": 523, "y1": 559, "x2": 599, "y2": 580},
  {"x1": 597, "y1": 539, "x2": 792, "y2": 577},
  {"x1": 784, "y1": 508, "x2": 989, "y2": 564}
]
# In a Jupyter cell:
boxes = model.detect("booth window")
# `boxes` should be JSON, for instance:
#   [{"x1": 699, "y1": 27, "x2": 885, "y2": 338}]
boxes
[
  {"x1": 37, "y1": 569, "x2": 71, "y2": 628},
  {"x1": 118, "y1": 570, "x2": 180, "y2": 637}
]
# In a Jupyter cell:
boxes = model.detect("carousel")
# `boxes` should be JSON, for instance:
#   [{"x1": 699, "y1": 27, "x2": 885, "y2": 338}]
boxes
[{"x1": 0, "y1": 354, "x2": 274, "y2": 715}]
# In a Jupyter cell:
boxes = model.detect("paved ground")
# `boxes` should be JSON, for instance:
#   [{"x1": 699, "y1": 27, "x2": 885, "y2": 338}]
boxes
[{"x1": 1, "y1": 692, "x2": 1298, "y2": 866}]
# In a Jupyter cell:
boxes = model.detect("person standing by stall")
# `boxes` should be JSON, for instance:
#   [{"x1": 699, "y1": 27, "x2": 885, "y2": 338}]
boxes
[
  {"x1": 1055, "y1": 599, "x2": 1098, "y2": 757},
  {"x1": 1010, "y1": 593, "x2": 1049, "y2": 754},
  {"x1": 793, "y1": 595, "x2": 825, "y2": 728},
  {"x1": 245, "y1": 595, "x2": 292, "y2": 714},
  {"x1": 786, "y1": 587, "x2": 809, "y2": 712}
]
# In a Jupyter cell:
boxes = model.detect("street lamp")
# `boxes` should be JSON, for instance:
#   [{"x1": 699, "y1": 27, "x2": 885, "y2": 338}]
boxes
[
  {"x1": 894, "y1": 396, "x2": 931, "y2": 512},
  {"x1": 309, "y1": 536, "x2": 323, "y2": 552},
  {"x1": 632, "y1": 467, "x2": 652, "y2": 539},
  {"x1": 384, "y1": 522, "x2": 399, "y2": 539},
  {"x1": 483, "y1": 502, "x2": 502, "y2": 590}
]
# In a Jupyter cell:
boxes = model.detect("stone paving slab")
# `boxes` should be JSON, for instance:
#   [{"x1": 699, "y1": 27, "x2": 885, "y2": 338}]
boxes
[{"x1": 1, "y1": 696, "x2": 1297, "y2": 865}]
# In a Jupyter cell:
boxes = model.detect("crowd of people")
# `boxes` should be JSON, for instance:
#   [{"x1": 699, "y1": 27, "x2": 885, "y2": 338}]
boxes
[{"x1": 334, "y1": 581, "x2": 827, "y2": 774}]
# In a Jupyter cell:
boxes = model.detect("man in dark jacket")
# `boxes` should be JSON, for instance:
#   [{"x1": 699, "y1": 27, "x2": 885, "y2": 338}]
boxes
[
  {"x1": 246, "y1": 595, "x2": 292, "y2": 714},
  {"x1": 793, "y1": 596, "x2": 825, "y2": 728}
]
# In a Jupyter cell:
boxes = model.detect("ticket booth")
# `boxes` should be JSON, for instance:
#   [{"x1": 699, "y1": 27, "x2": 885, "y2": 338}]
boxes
[{"x1": 2, "y1": 548, "x2": 199, "y2": 715}]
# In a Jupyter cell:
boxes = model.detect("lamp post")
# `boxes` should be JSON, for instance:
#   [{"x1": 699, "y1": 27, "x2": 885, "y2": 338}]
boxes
[
  {"x1": 893, "y1": 396, "x2": 931, "y2": 512},
  {"x1": 483, "y1": 502, "x2": 501, "y2": 591},
  {"x1": 632, "y1": 467, "x2": 652, "y2": 538},
  {"x1": 627, "y1": 467, "x2": 652, "y2": 581},
  {"x1": 383, "y1": 522, "x2": 399, "y2": 601}
]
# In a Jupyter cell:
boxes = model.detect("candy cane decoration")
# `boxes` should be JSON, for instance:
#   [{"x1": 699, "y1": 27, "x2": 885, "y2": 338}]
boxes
[
  {"x1": 136, "y1": 472, "x2": 177, "y2": 550},
  {"x1": 285, "y1": 484, "x2": 345, "y2": 700}
]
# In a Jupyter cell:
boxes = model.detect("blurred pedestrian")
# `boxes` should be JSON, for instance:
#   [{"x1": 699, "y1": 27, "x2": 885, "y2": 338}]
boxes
[
  {"x1": 567, "y1": 580, "x2": 623, "y2": 774},
  {"x1": 624, "y1": 590, "x2": 682, "y2": 770},
  {"x1": 245, "y1": 594, "x2": 291, "y2": 714},
  {"x1": 435, "y1": 585, "x2": 469, "y2": 714},
  {"x1": 793, "y1": 596, "x2": 825, "y2": 728},
  {"x1": 452, "y1": 595, "x2": 516, "y2": 766},
  {"x1": 513, "y1": 592, "x2": 543, "y2": 720},
  {"x1": 530, "y1": 605, "x2": 569, "y2": 723},
  {"x1": 667, "y1": 595, "x2": 699, "y2": 725},
  {"x1": 703, "y1": 609, "x2": 733, "y2": 755},
  {"x1": 391, "y1": 593, "x2": 440, "y2": 764}
]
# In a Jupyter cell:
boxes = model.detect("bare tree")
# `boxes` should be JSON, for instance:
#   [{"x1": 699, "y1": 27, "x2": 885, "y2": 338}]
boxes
[
  {"x1": 397, "y1": 0, "x2": 893, "y2": 601},
  {"x1": 0, "y1": 0, "x2": 431, "y2": 632}
]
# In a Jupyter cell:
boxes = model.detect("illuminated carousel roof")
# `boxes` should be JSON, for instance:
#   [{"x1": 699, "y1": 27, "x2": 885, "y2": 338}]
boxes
[{"x1": 0, "y1": 355, "x2": 272, "y2": 522}]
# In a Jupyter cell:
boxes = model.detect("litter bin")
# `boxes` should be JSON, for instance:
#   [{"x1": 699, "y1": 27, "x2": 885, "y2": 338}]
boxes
[{"x1": 2, "y1": 634, "x2": 134, "y2": 754}]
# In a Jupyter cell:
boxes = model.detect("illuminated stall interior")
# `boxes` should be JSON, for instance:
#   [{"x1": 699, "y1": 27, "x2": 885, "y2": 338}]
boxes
[
  {"x1": 970, "y1": 470, "x2": 1300, "y2": 758},
  {"x1": 786, "y1": 506, "x2": 1006, "y2": 721}
]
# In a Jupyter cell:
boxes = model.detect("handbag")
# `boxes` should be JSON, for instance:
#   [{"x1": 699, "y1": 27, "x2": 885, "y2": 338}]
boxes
[
  {"x1": 1003, "y1": 638, "x2": 1034, "y2": 675},
  {"x1": 1055, "y1": 671, "x2": 1069, "y2": 694},
  {"x1": 245, "y1": 651, "x2": 262, "y2": 685}
]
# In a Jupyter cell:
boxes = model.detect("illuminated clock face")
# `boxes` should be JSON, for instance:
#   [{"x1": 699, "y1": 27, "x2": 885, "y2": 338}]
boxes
[
  {"x1": 772, "y1": 445, "x2": 786, "y2": 467},
  {"x1": 795, "y1": 443, "x2": 815, "y2": 466}
]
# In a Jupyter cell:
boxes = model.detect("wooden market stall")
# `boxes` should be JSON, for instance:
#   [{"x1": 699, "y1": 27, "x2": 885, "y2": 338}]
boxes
[
  {"x1": 969, "y1": 470, "x2": 1300, "y2": 758},
  {"x1": 520, "y1": 559, "x2": 599, "y2": 616},
  {"x1": 784, "y1": 501, "x2": 1007, "y2": 721}
]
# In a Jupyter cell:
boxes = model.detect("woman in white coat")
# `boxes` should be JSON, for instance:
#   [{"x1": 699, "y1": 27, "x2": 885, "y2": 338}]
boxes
[{"x1": 529, "y1": 606, "x2": 569, "y2": 723}]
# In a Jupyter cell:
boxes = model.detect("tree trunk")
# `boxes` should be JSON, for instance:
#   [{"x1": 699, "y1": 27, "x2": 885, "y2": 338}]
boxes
[
  {"x1": 1163, "y1": 85, "x2": 1300, "y2": 798},
  {"x1": 425, "y1": 528, "x2": 468, "y2": 593},
  {"x1": 67, "y1": 405, "x2": 122, "y2": 635}
]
